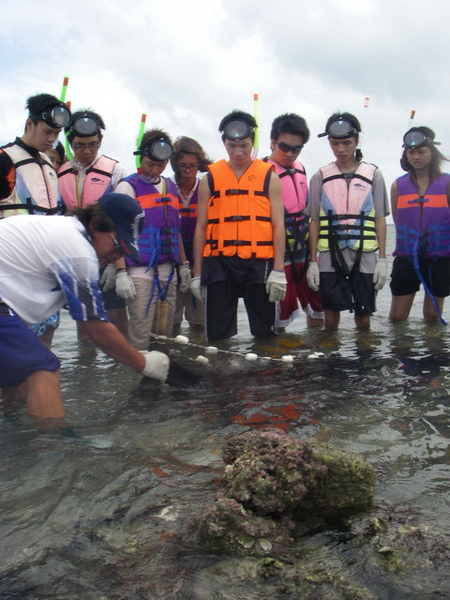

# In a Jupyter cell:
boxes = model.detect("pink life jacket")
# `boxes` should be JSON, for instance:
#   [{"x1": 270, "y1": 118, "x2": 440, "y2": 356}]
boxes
[
  {"x1": 265, "y1": 158, "x2": 309, "y2": 263},
  {"x1": 58, "y1": 155, "x2": 118, "y2": 210}
]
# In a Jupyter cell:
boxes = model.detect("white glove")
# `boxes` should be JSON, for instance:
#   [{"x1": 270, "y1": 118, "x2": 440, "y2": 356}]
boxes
[
  {"x1": 140, "y1": 350, "x2": 170, "y2": 382},
  {"x1": 306, "y1": 261, "x2": 320, "y2": 291},
  {"x1": 373, "y1": 257, "x2": 388, "y2": 291},
  {"x1": 191, "y1": 276, "x2": 205, "y2": 301},
  {"x1": 116, "y1": 271, "x2": 136, "y2": 301},
  {"x1": 100, "y1": 264, "x2": 117, "y2": 292},
  {"x1": 179, "y1": 263, "x2": 192, "y2": 293},
  {"x1": 265, "y1": 269, "x2": 287, "y2": 302}
]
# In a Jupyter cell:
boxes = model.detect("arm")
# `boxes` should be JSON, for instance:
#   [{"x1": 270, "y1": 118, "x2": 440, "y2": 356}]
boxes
[
  {"x1": 390, "y1": 180, "x2": 398, "y2": 222},
  {"x1": 111, "y1": 162, "x2": 127, "y2": 189},
  {"x1": 307, "y1": 171, "x2": 322, "y2": 262},
  {"x1": 0, "y1": 150, "x2": 15, "y2": 201},
  {"x1": 114, "y1": 180, "x2": 135, "y2": 198},
  {"x1": 308, "y1": 219, "x2": 320, "y2": 262},
  {"x1": 192, "y1": 175, "x2": 211, "y2": 278},
  {"x1": 267, "y1": 172, "x2": 285, "y2": 271},
  {"x1": 178, "y1": 233, "x2": 187, "y2": 263},
  {"x1": 79, "y1": 320, "x2": 145, "y2": 371},
  {"x1": 375, "y1": 215, "x2": 387, "y2": 258},
  {"x1": 372, "y1": 169, "x2": 389, "y2": 258}
]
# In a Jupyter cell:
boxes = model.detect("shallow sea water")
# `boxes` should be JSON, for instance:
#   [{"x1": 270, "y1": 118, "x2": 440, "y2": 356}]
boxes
[{"x1": 1, "y1": 226, "x2": 450, "y2": 599}]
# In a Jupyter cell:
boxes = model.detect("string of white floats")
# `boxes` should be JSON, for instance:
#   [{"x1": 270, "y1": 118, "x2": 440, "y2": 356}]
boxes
[{"x1": 151, "y1": 333, "x2": 325, "y2": 365}]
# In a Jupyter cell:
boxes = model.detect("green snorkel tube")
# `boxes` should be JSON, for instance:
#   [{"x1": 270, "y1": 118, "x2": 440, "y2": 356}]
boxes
[
  {"x1": 60, "y1": 76, "x2": 75, "y2": 161},
  {"x1": 136, "y1": 113, "x2": 147, "y2": 173}
]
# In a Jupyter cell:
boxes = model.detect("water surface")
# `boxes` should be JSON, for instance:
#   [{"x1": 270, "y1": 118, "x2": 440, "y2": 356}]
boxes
[{"x1": 1, "y1": 226, "x2": 449, "y2": 599}]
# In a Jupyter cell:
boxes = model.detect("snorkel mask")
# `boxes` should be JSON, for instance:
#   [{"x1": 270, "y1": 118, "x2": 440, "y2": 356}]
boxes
[
  {"x1": 30, "y1": 103, "x2": 72, "y2": 129},
  {"x1": 69, "y1": 113, "x2": 102, "y2": 137},
  {"x1": 403, "y1": 128, "x2": 441, "y2": 149},
  {"x1": 133, "y1": 138, "x2": 173, "y2": 162},
  {"x1": 318, "y1": 117, "x2": 359, "y2": 139},
  {"x1": 221, "y1": 119, "x2": 255, "y2": 141}
]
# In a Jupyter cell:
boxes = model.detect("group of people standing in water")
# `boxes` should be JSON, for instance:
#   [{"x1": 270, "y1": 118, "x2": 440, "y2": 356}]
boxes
[{"x1": 0, "y1": 90, "x2": 449, "y2": 424}]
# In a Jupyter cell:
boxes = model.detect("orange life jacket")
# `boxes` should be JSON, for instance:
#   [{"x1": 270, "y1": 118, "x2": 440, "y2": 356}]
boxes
[{"x1": 204, "y1": 159, "x2": 274, "y2": 259}]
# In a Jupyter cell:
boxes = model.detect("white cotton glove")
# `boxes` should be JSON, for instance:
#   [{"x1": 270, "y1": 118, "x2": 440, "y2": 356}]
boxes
[
  {"x1": 373, "y1": 257, "x2": 388, "y2": 291},
  {"x1": 306, "y1": 261, "x2": 320, "y2": 292},
  {"x1": 179, "y1": 263, "x2": 192, "y2": 293},
  {"x1": 265, "y1": 269, "x2": 287, "y2": 302},
  {"x1": 115, "y1": 271, "x2": 136, "y2": 301},
  {"x1": 191, "y1": 276, "x2": 205, "y2": 301},
  {"x1": 100, "y1": 264, "x2": 117, "y2": 292},
  {"x1": 140, "y1": 350, "x2": 170, "y2": 382}
]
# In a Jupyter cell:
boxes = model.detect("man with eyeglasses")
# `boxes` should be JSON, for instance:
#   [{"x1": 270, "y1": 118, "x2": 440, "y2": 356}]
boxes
[
  {"x1": 0, "y1": 192, "x2": 170, "y2": 427},
  {"x1": 265, "y1": 113, "x2": 324, "y2": 331},
  {"x1": 58, "y1": 109, "x2": 129, "y2": 339}
]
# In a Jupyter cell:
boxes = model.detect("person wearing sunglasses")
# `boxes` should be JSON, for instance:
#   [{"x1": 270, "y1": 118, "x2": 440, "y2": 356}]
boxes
[
  {"x1": 192, "y1": 110, "x2": 286, "y2": 342},
  {"x1": 0, "y1": 192, "x2": 170, "y2": 427},
  {"x1": 264, "y1": 113, "x2": 324, "y2": 332},
  {"x1": 115, "y1": 129, "x2": 189, "y2": 349},
  {"x1": 389, "y1": 126, "x2": 450, "y2": 324},
  {"x1": 306, "y1": 112, "x2": 389, "y2": 330},
  {"x1": 58, "y1": 109, "x2": 129, "y2": 339},
  {"x1": 169, "y1": 136, "x2": 212, "y2": 336},
  {"x1": 0, "y1": 93, "x2": 71, "y2": 348}
]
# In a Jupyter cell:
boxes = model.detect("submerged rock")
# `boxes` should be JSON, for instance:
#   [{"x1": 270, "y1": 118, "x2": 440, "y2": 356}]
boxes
[
  {"x1": 222, "y1": 428, "x2": 327, "y2": 516},
  {"x1": 296, "y1": 443, "x2": 377, "y2": 519},
  {"x1": 198, "y1": 429, "x2": 376, "y2": 556}
]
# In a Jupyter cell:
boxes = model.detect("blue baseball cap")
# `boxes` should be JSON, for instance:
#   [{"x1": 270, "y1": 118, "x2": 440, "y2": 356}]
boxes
[{"x1": 98, "y1": 193, "x2": 144, "y2": 262}]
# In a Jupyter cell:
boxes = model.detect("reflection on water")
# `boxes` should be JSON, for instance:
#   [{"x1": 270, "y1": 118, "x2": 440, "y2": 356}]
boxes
[{"x1": 1, "y1": 227, "x2": 450, "y2": 599}]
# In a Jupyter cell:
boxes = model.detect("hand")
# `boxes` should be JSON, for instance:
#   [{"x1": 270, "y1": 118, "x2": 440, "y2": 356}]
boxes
[
  {"x1": 140, "y1": 350, "x2": 170, "y2": 382},
  {"x1": 306, "y1": 261, "x2": 320, "y2": 291},
  {"x1": 116, "y1": 271, "x2": 136, "y2": 301},
  {"x1": 190, "y1": 276, "x2": 205, "y2": 301},
  {"x1": 373, "y1": 257, "x2": 388, "y2": 291},
  {"x1": 100, "y1": 264, "x2": 117, "y2": 292},
  {"x1": 179, "y1": 263, "x2": 192, "y2": 293},
  {"x1": 265, "y1": 269, "x2": 287, "y2": 302}
]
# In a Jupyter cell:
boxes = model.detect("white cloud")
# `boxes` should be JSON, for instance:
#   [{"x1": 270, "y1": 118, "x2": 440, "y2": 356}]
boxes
[{"x1": 1, "y1": 0, "x2": 450, "y2": 193}]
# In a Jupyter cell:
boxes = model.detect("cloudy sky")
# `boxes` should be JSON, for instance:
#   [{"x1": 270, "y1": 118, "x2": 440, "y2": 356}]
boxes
[{"x1": 2, "y1": 0, "x2": 450, "y2": 204}]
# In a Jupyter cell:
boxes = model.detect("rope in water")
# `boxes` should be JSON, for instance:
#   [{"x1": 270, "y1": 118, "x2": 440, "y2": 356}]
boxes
[{"x1": 149, "y1": 333, "x2": 325, "y2": 365}]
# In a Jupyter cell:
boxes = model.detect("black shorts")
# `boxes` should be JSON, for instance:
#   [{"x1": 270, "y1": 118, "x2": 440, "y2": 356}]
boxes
[
  {"x1": 319, "y1": 270, "x2": 376, "y2": 316},
  {"x1": 202, "y1": 256, "x2": 277, "y2": 342},
  {"x1": 390, "y1": 256, "x2": 450, "y2": 297}
]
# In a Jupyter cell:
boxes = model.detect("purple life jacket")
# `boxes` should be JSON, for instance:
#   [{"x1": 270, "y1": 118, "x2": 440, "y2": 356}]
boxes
[{"x1": 394, "y1": 173, "x2": 450, "y2": 258}]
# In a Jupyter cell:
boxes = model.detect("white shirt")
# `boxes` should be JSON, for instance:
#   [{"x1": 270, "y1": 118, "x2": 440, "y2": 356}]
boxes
[{"x1": 0, "y1": 215, "x2": 107, "y2": 324}]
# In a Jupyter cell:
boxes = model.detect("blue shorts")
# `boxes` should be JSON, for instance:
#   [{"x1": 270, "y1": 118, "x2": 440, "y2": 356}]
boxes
[{"x1": 0, "y1": 303, "x2": 61, "y2": 387}]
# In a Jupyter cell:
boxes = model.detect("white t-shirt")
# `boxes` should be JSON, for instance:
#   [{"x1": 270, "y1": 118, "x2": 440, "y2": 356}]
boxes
[{"x1": 0, "y1": 215, "x2": 107, "y2": 324}]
